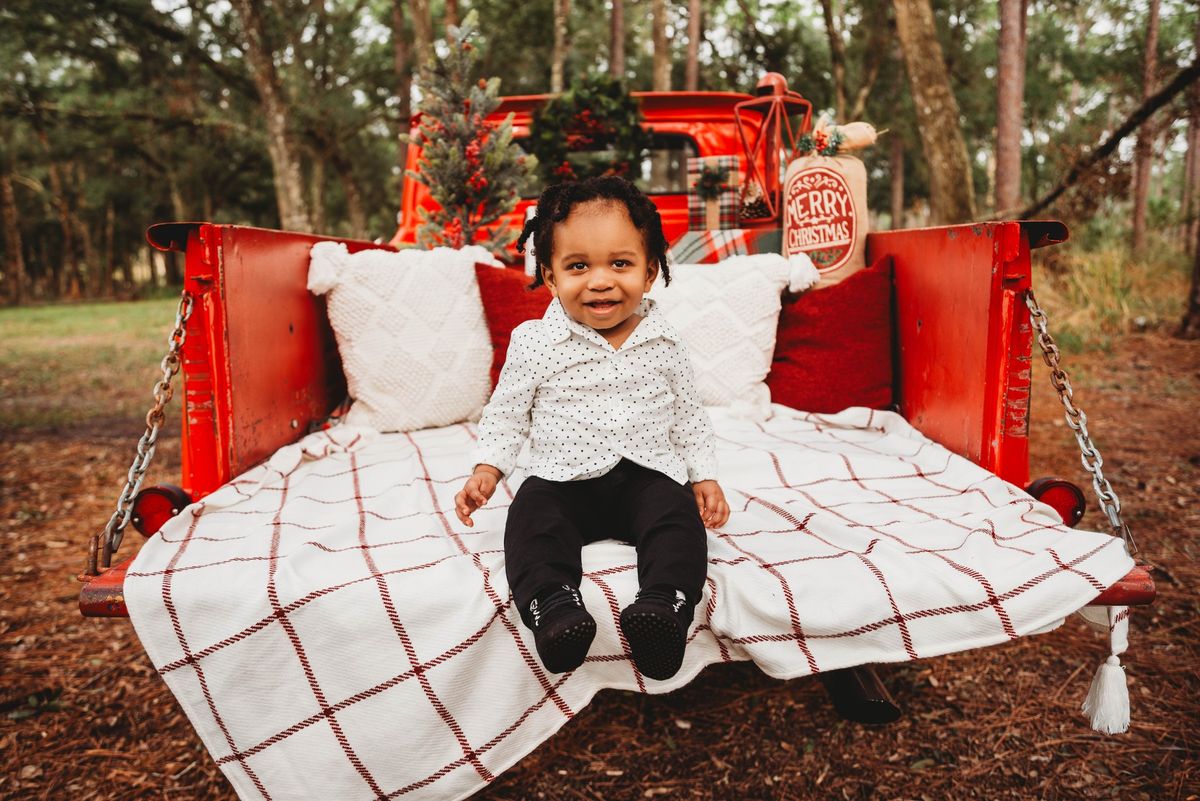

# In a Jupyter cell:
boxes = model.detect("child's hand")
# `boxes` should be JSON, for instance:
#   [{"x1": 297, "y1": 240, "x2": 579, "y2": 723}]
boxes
[
  {"x1": 692, "y1": 480, "x2": 730, "y2": 528},
  {"x1": 455, "y1": 465, "x2": 501, "y2": 527}
]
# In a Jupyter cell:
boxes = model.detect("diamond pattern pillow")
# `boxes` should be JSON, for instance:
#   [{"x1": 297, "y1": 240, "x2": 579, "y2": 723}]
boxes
[
  {"x1": 308, "y1": 242, "x2": 498, "y2": 432},
  {"x1": 649, "y1": 253, "x2": 818, "y2": 420}
]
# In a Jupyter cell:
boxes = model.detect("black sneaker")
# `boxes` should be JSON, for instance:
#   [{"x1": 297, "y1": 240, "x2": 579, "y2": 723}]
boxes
[
  {"x1": 619, "y1": 586, "x2": 693, "y2": 681},
  {"x1": 526, "y1": 584, "x2": 596, "y2": 674}
]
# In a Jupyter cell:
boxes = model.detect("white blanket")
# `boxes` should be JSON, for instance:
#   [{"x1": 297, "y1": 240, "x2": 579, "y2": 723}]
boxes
[{"x1": 126, "y1": 407, "x2": 1133, "y2": 801}]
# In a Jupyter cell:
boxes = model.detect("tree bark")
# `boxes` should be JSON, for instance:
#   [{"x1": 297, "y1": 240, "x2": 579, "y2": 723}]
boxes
[
  {"x1": 820, "y1": 0, "x2": 847, "y2": 120},
  {"x1": 331, "y1": 149, "x2": 369, "y2": 240},
  {"x1": 393, "y1": 1, "x2": 413, "y2": 200},
  {"x1": 103, "y1": 200, "x2": 115, "y2": 296},
  {"x1": 848, "y1": 19, "x2": 888, "y2": 122},
  {"x1": 310, "y1": 155, "x2": 327, "y2": 234},
  {"x1": 229, "y1": 0, "x2": 313, "y2": 232},
  {"x1": 685, "y1": 0, "x2": 701, "y2": 91},
  {"x1": 892, "y1": 0, "x2": 976, "y2": 224},
  {"x1": 444, "y1": 0, "x2": 459, "y2": 30},
  {"x1": 1181, "y1": 221, "x2": 1200, "y2": 338},
  {"x1": 610, "y1": 0, "x2": 625, "y2": 80},
  {"x1": 408, "y1": 0, "x2": 434, "y2": 66},
  {"x1": 1183, "y1": 14, "x2": 1200, "y2": 255},
  {"x1": 552, "y1": 0, "x2": 570, "y2": 92},
  {"x1": 0, "y1": 168, "x2": 26, "y2": 305},
  {"x1": 890, "y1": 134, "x2": 905, "y2": 229},
  {"x1": 652, "y1": 0, "x2": 669, "y2": 90},
  {"x1": 995, "y1": 0, "x2": 1026, "y2": 216},
  {"x1": 1131, "y1": 0, "x2": 1160, "y2": 253}
]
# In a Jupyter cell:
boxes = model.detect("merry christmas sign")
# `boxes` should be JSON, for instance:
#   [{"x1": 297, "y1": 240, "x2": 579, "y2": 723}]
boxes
[{"x1": 782, "y1": 121, "x2": 877, "y2": 288}]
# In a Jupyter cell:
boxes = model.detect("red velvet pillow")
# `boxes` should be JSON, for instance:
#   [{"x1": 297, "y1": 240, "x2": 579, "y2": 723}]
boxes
[
  {"x1": 766, "y1": 257, "x2": 893, "y2": 413},
  {"x1": 474, "y1": 264, "x2": 553, "y2": 387}
]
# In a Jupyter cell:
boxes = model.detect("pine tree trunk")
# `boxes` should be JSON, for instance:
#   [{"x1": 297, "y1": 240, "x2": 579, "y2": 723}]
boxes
[
  {"x1": 103, "y1": 201, "x2": 115, "y2": 296},
  {"x1": 408, "y1": 0, "x2": 433, "y2": 65},
  {"x1": 71, "y1": 164, "x2": 98, "y2": 295},
  {"x1": 444, "y1": 0, "x2": 459, "y2": 29},
  {"x1": 310, "y1": 155, "x2": 327, "y2": 234},
  {"x1": 0, "y1": 168, "x2": 26, "y2": 305},
  {"x1": 1181, "y1": 221, "x2": 1200, "y2": 338},
  {"x1": 331, "y1": 150, "x2": 369, "y2": 240},
  {"x1": 820, "y1": 0, "x2": 847, "y2": 120},
  {"x1": 995, "y1": 0, "x2": 1026, "y2": 216},
  {"x1": 892, "y1": 0, "x2": 976, "y2": 224},
  {"x1": 610, "y1": 0, "x2": 625, "y2": 80},
  {"x1": 652, "y1": 0, "x2": 669, "y2": 90},
  {"x1": 685, "y1": 0, "x2": 701, "y2": 91},
  {"x1": 1184, "y1": 15, "x2": 1200, "y2": 255},
  {"x1": 1131, "y1": 0, "x2": 1160, "y2": 254},
  {"x1": 44, "y1": 156, "x2": 75, "y2": 296},
  {"x1": 890, "y1": 134, "x2": 905, "y2": 229},
  {"x1": 393, "y1": 1, "x2": 413, "y2": 200},
  {"x1": 552, "y1": 0, "x2": 570, "y2": 92},
  {"x1": 230, "y1": 0, "x2": 313, "y2": 232}
]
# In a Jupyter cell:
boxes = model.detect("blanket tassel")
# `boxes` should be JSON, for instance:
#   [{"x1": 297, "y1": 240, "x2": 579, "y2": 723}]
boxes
[{"x1": 1082, "y1": 655, "x2": 1129, "y2": 734}]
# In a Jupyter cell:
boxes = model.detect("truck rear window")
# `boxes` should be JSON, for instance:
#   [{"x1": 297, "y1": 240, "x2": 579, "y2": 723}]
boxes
[{"x1": 515, "y1": 134, "x2": 699, "y2": 198}]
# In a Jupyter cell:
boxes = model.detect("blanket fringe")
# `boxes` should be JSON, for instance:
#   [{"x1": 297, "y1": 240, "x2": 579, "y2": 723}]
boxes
[
  {"x1": 1082, "y1": 655, "x2": 1129, "y2": 734},
  {"x1": 1078, "y1": 604, "x2": 1131, "y2": 735}
]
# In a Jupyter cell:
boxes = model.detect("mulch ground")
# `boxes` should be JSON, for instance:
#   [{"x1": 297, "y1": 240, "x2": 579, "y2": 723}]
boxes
[{"x1": 2, "y1": 330, "x2": 1197, "y2": 801}]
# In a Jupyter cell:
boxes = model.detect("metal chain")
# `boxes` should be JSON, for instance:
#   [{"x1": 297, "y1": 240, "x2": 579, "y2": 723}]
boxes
[
  {"x1": 86, "y1": 291, "x2": 194, "y2": 576},
  {"x1": 1024, "y1": 289, "x2": 1137, "y2": 556}
]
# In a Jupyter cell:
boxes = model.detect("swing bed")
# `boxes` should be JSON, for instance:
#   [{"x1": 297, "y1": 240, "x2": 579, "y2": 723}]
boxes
[{"x1": 77, "y1": 219, "x2": 1154, "y2": 801}]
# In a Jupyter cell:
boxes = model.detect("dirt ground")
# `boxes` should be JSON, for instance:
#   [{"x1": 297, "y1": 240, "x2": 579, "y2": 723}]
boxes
[{"x1": 2, "y1": 330, "x2": 1197, "y2": 801}]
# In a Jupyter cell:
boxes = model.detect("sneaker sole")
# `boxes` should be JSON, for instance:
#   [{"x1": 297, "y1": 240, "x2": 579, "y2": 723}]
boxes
[
  {"x1": 538, "y1": 618, "x2": 596, "y2": 674},
  {"x1": 620, "y1": 609, "x2": 685, "y2": 681}
]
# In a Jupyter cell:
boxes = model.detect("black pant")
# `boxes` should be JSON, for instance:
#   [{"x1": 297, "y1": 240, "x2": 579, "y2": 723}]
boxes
[{"x1": 505, "y1": 460, "x2": 708, "y2": 625}]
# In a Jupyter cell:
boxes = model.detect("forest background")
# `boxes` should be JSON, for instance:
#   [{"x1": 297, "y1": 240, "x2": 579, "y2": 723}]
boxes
[{"x1": 0, "y1": 0, "x2": 1198, "y2": 332}]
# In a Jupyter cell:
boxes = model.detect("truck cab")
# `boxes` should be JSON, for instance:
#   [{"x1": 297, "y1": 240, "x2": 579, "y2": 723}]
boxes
[{"x1": 389, "y1": 89, "x2": 780, "y2": 258}]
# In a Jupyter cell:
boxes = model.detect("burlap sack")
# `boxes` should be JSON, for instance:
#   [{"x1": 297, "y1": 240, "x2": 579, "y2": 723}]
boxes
[{"x1": 782, "y1": 154, "x2": 868, "y2": 289}]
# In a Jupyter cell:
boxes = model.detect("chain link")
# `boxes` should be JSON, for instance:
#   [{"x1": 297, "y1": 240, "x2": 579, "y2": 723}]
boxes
[
  {"x1": 86, "y1": 291, "x2": 194, "y2": 576},
  {"x1": 1024, "y1": 289, "x2": 1137, "y2": 556}
]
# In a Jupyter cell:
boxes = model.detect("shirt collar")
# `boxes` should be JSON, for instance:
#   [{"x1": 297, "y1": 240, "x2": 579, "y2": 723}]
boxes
[{"x1": 541, "y1": 297, "x2": 678, "y2": 348}]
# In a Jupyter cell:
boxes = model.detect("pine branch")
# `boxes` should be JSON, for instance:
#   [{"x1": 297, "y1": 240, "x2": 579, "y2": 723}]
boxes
[{"x1": 1019, "y1": 60, "x2": 1200, "y2": 219}]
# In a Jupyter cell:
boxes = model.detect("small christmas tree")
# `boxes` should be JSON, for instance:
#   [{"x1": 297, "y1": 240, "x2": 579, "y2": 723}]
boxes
[{"x1": 406, "y1": 11, "x2": 534, "y2": 253}]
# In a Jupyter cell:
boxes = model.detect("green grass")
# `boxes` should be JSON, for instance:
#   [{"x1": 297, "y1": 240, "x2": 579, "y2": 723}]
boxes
[
  {"x1": 0, "y1": 298, "x2": 180, "y2": 431},
  {"x1": 1032, "y1": 244, "x2": 1192, "y2": 353}
]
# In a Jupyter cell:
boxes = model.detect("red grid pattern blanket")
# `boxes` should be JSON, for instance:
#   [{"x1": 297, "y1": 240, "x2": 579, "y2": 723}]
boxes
[{"x1": 126, "y1": 407, "x2": 1133, "y2": 801}]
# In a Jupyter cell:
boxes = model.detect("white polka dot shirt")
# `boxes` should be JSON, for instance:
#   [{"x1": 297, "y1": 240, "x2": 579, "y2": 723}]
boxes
[{"x1": 471, "y1": 297, "x2": 718, "y2": 485}]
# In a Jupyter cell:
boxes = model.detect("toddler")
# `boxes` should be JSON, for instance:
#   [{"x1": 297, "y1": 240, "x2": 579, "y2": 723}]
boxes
[{"x1": 454, "y1": 176, "x2": 729, "y2": 680}]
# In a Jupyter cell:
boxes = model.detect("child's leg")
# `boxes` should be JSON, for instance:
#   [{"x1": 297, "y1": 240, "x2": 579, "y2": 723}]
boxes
[
  {"x1": 615, "y1": 462, "x2": 708, "y2": 680},
  {"x1": 621, "y1": 464, "x2": 708, "y2": 609},
  {"x1": 505, "y1": 476, "x2": 597, "y2": 673},
  {"x1": 505, "y1": 477, "x2": 588, "y2": 615}
]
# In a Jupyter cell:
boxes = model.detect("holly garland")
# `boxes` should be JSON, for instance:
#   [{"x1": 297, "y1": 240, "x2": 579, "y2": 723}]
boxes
[
  {"x1": 406, "y1": 11, "x2": 535, "y2": 253},
  {"x1": 797, "y1": 126, "x2": 847, "y2": 158},
  {"x1": 526, "y1": 74, "x2": 652, "y2": 185}
]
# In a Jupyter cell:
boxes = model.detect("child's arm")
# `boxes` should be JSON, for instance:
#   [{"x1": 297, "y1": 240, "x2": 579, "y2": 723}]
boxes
[
  {"x1": 457, "y1": 326, "x2": 539, "y2": 525},
  {"x1": 665, "y1": 346, "x2": 730, "y2": 527},
  {"x1": 455, "y1": 465, "x2": 501, "y2": 526}
]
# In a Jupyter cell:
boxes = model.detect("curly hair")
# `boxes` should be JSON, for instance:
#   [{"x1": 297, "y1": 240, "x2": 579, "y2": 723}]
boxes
[{"x1": 516, "y1": 176, "x2": 671, "y2": 288}]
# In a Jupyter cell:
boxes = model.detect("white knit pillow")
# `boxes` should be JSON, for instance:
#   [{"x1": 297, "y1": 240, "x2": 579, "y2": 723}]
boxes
[
  {"x1": 308, "y1": 242, "x2": 497, "y2": 433},
  {"x1": 649, "y1": 253, "x2": 819, "y2": 420}
]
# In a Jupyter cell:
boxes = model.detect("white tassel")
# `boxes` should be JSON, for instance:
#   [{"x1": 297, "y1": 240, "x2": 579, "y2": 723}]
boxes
[{"x1": 1082, "y1": 655, "x2": 1130, "y2": 734}]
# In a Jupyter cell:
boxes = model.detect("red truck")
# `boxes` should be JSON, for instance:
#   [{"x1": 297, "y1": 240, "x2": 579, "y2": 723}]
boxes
[{"x1": 79, "y1": 76, "x2": 1152, "y2": 616}]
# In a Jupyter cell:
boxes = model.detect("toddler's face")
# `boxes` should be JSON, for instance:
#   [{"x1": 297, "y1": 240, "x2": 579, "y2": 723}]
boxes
[{"x1": 542, "y1": 200, "x2": 658, "y2": 345}]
